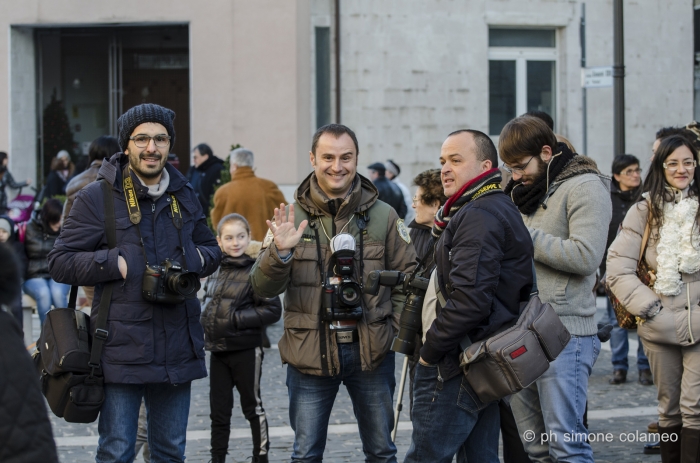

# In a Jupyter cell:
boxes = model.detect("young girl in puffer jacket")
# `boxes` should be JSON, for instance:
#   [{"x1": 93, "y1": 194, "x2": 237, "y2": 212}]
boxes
[{"x1": 201, "y1": 213, "x2": 282, "y2": 463}]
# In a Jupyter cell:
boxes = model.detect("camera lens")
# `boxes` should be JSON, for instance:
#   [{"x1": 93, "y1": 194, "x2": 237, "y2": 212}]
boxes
[
  {"x1": 166, "y1": 272, "x2": 201, "y2": 298},
  {"x1": 339, "y1": 282, "x2": 362, "y2": 307}
]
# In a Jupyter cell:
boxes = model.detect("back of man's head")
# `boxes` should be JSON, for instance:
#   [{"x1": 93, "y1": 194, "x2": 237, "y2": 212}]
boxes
[
  {"x1": 498, "y1": 116, "x2": 558, "y2": 165},
  {"x1": 194, "y1": 143, "x2": 214, "y2": 158},
  {"x1": 88, "y1": 136, "x2": 121, "y2": 164},
  {"x1": 311, "y1": 124, "x2": 359, "y2": 156},
  {"x1": 230, "y1": 148, "x2": 254, "y2": 167},
  {"x1": 447, "y1": 129, "x2": 498, "y2": 167},
  {"x1": 522, "y1": 110, "x2": 554, "y2": 131}
]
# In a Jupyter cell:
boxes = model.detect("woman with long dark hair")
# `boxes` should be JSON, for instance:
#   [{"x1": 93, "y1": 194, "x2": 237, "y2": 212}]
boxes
[
  {"x1": 22, "y1": 198, "x2": 69, "y2": 325},
  {"x1": 607, "y1": 134, "x2": 700, "y2": 462},
  {"x1": 0, "y1": 151, "x2": 31, "y2": 215}
]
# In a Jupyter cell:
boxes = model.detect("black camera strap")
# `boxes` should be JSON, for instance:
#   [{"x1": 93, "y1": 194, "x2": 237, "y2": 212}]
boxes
[
  {"x1": 122, "y1": 166, "x2": 188, "y2": 270},
  {"x1": 88, "y1": 179, "x2": 118, "y2": 378},
  {"x1": 309, "y1": 219, "x2": 330, "y2": 376}
]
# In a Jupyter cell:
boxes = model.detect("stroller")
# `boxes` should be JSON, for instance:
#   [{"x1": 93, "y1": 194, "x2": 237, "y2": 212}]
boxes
[{"x1": 7, "y1": 186, "x2": 39, "y2": 242}]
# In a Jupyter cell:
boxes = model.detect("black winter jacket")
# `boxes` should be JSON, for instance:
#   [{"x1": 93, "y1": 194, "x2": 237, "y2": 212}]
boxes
[
  {"x1": 0, "y1": 311, "x2": 59, "y2": 463},
  {"x1": 600, "y1": 181, "x2": 640, "y2": 277},
  {"x1": 408, "y1": 221, "x2": 436, "y2": 277},
  {"x1": 373, "y1": 176, "x2": 407, "y2": 219},
  {"x1": 201, "y1": 248, "x2": 282, "y2": 352},
  {"x1": 48, "y1": 153, "x2": 222, "y2": 385},
  {"x1": 420, "y1": 191, "x2": 534, "y2": 380},
  {"x1": 24, "y1": 215, "x2": 60, "y2": 280},
  {"x1": 187, "y1": 156, "x2": 224, "y2": 212}
]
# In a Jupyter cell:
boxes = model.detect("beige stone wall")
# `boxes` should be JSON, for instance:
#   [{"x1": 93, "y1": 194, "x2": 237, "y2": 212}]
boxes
[{"x1": 0, "y1": 0, "x2": 311, "y2": 189}]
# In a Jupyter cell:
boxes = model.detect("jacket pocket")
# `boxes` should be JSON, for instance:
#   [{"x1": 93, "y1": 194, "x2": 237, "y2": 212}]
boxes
[
  {"x1": 103, "y1": 304, "x2": 154, "y2": 365},
  {"x1": 290, "y1": 245, "x2": 322, "y2": 287},
  {"x1": 278, "y1": 328, "x2": 321, "y2": 370},
  {"x1": 553, "y1": 272, "x2": 571, "y2": 306}
]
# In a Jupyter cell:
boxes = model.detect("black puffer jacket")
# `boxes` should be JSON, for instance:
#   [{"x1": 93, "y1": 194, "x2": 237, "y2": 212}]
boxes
[
  {"x1": 24, "y1": 215, "x2": 60, "y2": 280},
  {"x1": 421, "y1": 191, "x2": 534, "y2": 381},
  {"x1": 0, "y1": 311, "x2": 58, "y2": 463},
  {"x1": 201, "y1": 243, "x2": 282, "y2": 352}
]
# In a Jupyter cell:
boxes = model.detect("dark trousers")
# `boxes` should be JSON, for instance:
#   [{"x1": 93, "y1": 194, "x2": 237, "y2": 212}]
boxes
[
  {"x1": 500, "y1": 399, "x2": 532, "y2": 463},
  {"x1": 209, "y1": 347, "x2": 269, "y2": 458}
]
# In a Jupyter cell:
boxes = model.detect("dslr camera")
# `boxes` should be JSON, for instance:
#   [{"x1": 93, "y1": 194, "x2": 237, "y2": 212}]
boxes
[
  {"x1": 142, "y1": 259, "x2": 201, "y2": 305},
  {"x1": 321, "y1": 234, "x2": 363, "y2": 323},
  {"x1": 364, "y1": 269, "x2": 429, "y2": 355}
]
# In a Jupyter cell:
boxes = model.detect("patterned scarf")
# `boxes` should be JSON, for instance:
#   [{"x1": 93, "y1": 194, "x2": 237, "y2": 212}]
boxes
[
  {"x1": 432, "y1": 168, "x2": 502, "y2": 238},
  {"x1": 503, "y1": 142, "x2": 576, "y2": 215}
]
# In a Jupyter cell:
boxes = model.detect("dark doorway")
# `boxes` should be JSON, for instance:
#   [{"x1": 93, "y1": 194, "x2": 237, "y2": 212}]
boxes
[{"x1": 36, "y1": 25, "x2": 190, "y2": 179}]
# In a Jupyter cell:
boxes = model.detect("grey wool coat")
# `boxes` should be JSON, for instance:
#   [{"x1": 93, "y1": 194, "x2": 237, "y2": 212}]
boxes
[{"x1": 519, "y1": 156, "x2": 612, "y2": 337}]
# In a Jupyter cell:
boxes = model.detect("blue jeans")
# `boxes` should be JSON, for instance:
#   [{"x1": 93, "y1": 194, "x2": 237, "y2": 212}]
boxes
[
  {"x1": 286, "y1": 343, "x2": 396, "y2": 463},
  {"x1": 22, "y1": 277, "x2": 69, "y2": 325},
  {"x1": 510, "y1": 335, "x2": 601, "y2": 463},
  {"x1": 606, "y1": 297, "x2": 649, "y2": 371},
  {"x1": 404, "y1": 364, "x2": 500, "y2": 463},
  {"x1": 96, "y1": 382, "x2": 191, "y2": 463}
]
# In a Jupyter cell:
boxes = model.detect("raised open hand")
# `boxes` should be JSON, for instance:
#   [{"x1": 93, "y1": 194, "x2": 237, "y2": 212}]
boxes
[{"x1": 265, "y1": 203, "x2": 308, "y2": 256}]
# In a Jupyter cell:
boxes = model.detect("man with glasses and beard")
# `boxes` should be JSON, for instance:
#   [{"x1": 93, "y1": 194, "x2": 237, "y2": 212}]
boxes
[
  {"x1": 49, "y1": 103, "x2": 222, "y2": 462},
  {"x1": 500, "y1": 115, "x2": 611, "y2": 463}
]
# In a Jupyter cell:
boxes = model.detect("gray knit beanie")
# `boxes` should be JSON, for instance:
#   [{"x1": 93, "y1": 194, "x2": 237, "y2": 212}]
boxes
[{"x1": 117, "y1": 103, "x2": 176, "y2": 151}]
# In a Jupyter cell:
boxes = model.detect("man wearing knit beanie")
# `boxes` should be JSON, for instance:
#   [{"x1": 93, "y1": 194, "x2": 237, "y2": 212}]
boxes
[
  {"x1": 117, "y1": 103, "x2": 176, "y2": 184},
  {"x1": 48, "y1": 103, "x2": 222, "y2": 462}
]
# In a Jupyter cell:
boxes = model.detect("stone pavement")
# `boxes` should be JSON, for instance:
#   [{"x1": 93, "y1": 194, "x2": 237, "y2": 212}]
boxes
[{"x1": 47, "y1": 298, "x2": 662, "y2": 462}]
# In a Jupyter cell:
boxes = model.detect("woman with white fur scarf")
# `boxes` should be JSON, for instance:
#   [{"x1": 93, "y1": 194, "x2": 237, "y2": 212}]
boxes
[{"x1": 607, "y1": 134, "x2": 700, "y2": 463}]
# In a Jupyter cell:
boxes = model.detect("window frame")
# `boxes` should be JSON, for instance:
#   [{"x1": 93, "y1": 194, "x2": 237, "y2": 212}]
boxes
[{"x1": 488, "y1": 40, "x2": 560, "y2": 136}]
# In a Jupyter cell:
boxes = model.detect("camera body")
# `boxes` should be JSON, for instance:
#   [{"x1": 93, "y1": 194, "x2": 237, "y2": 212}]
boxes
[
  {"x1": 142, "y1": 259, "x2": 201, "y2": 305},
  {"x1": 321, "y1": 248, "x2": 363, "y2": 323},
  {"x1": 364, "y1": 269, "x2": 429, "y2": 355}
]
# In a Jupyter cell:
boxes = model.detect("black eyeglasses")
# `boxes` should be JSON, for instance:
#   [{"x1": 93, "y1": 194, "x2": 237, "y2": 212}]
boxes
[
  {"x1": 503, "y1": 156, "x2": 535, "y2": 174},
  {"x1": 129, "y1": 135, "x2": 171, "y2": 148}
]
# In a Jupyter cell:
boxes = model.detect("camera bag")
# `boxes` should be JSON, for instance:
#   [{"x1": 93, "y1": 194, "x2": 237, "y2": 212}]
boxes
[
  {"x1": 34, "y1": 179, "x2": 116, "y2": 423},
  {"x1": 454, "y1": 262, "x2": 571, "y2": 404}
]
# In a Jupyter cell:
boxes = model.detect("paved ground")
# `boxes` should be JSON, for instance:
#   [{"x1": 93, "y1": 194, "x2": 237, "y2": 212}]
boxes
[{"x1": 45, "y1": 298, "x2": 663, "y2": 462}]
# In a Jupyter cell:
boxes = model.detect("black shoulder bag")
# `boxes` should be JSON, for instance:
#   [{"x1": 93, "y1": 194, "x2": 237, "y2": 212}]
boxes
[{"x1": 34, "y1": 179, "x2": 117, "y2": 423}]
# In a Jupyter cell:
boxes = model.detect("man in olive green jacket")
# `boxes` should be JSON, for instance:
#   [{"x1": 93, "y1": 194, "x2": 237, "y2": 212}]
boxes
[{"x1": 250, "y1": 124, "x2": 416, "y2": 463}]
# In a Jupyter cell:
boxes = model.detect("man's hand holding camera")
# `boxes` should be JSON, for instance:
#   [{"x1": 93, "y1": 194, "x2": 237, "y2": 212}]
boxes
[{"x1": 265, "y1": 203, "x2": 308, "y2": 258}]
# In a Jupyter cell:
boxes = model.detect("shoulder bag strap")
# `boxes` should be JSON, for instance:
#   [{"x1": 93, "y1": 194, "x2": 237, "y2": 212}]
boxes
[
  {"x1": 88, "y1": 180, "x2": 117, "y2": 377},
  {"x1": 638, "y1": 200, "x2": 652, "y2": 264}
]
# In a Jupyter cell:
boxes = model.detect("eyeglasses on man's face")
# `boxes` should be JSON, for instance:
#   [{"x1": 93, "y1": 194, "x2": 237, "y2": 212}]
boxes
[
  {"x1": 130, "y1": 134, "x2": 171, "y2": 148},
  {"x1": 663, "y1": 160, "x2": 697, "y2": 173},
  {"x1": 502, "y1": 155, "x2": 535, "y2": 175}
]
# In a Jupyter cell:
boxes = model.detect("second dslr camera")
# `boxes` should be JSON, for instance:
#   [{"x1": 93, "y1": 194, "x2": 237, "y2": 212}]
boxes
[{"x1": 142, "y1": 259, "x2": 201, "y2": 305}]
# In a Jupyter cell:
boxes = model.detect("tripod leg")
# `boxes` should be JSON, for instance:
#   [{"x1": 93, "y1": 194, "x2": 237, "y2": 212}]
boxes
[{"x1": 392, "y1": 355, "x2": 410, "y2": 442}]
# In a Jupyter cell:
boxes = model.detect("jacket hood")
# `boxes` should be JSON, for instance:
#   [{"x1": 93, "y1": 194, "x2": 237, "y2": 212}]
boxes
[
  {"x1": 294, "y1": 172, "x2": 378, "y2": 219},
  {"x1": 196, "y1": 155, "x2": 224, "y2": 172},
  {"x1": 0, "y1": 214, "x2": 17, "y2": 242},
  {"x1": 97, "y1": 152, "x2": 190, "y2": 195},
  {"x1": 553, "y1": 155, "x2": 601, "y2": 185},
  {"x1": 220, "y1": 240, "x2": 263, "y2": 267}
]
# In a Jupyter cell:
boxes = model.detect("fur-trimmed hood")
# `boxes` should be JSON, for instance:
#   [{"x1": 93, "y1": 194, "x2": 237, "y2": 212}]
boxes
[{"x1": 553, "y1": 155, "x2": 602, "y2": 185}]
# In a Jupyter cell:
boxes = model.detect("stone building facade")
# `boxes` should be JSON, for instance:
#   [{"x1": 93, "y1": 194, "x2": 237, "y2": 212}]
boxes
[{"x1": 0, "y1": 0, "x2": 694, "y2": 199}]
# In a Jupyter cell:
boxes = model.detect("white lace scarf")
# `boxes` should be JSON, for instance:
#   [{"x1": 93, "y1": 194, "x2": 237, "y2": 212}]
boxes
[{"x1": 654, "y1": 195, "x2": 700, "y2": 296}]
